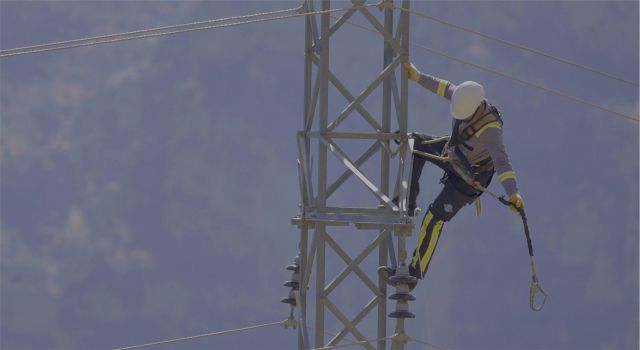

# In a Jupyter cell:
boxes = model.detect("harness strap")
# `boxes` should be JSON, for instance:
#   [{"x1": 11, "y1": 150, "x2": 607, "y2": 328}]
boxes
[
  {"x1": 449, "y1": 104, "x2": 503, "y2": 174},
  {"x1": 449, "y1": 119, "x2": 463, "y2": 147},
  {"x1": 454, "y1": 146, "x2": 474, "y2": 174},
  {"x1": 460, "y1": 107, "x2": 503, "y2": 141}
]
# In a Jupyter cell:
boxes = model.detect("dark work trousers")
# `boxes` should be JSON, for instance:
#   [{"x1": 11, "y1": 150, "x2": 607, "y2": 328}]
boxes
[{"x1": 407, "y1": 133, "x2": 494, "y2": 280}]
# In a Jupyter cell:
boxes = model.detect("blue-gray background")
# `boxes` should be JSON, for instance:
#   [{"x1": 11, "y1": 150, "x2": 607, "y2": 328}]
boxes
[{"x1": 1, "y1": 1, "x2": 638, "y2": 350}]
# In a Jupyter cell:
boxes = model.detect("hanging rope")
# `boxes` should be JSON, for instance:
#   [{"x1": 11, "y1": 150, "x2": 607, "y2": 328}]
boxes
[{"x1": 113, "y1": 320, "x2": 286, "y2": 350}]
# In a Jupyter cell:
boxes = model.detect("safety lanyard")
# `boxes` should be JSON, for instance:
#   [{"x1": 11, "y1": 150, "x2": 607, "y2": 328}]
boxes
[{"x1": 412, "y1": 146, "x2": 548, "y2": 312}]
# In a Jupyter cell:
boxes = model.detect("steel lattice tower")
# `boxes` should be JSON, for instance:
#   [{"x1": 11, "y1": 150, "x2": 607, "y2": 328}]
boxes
[{"x1": 285, "y1": 1, "x2": 416, "y2": 349}]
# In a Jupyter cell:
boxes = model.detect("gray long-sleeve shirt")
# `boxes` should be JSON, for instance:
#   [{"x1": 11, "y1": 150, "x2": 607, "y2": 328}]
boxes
[{"x1": 417, "y1": 72, "x2": 519, "y2": 196}]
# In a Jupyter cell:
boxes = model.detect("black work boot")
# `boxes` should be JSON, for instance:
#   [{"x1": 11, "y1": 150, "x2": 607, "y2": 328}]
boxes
[{"x1": 392, "y1": 196, "x2": 417, "y2": 217}]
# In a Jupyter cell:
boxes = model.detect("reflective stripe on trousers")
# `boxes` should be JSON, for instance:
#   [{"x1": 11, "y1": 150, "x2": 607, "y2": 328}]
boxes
[{"x1": 410, "y1": 209, "x2": 445, "y2": 278}]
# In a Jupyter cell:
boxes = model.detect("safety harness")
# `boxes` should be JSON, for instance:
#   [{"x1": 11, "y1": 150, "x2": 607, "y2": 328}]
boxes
[
  {"x1": 410, "y1": 104, "x2": 548, "y2": 311},
  {"x1": 448, "y1": 103, "x2": 503, "y2": 175}
]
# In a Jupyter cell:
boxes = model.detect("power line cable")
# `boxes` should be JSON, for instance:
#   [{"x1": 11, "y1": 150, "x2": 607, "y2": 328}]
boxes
[
  {"x1": 113, "y1": 320, "x2": 286, "y2": 350},
  {"x1": 410, "y1": 43, "x2": 639, "y2": 122},
  {"x1": 307, "y1": 325, "x2": 363, "y2": 347},
  {"x1": 0, "y1": 3, "x2": 379, "y2": 58},
  {"x1": 8, "y1": 3, "x2": 632, "y2": 123},
  {"x1": 307, "y1": 325, "x2": 395, "y2": 350},
  {"x1": 332, "y1": 15, "x2": 639, "y2": 123},
  {"x1": 410, "y1": 337, "x2": 450, "y2": 350},
  {"x1": 307, "y1": 325, "x2": 450, "y2": 350},
  {"x1": 0, "y1": 6, "x2": 300, "y2": 54},
  {"x1": 309, "y1": 336, "x2": 395, "y2": 350},
  {"x1": 395, "y1": 6, "x2": 638, "y2": 87}
]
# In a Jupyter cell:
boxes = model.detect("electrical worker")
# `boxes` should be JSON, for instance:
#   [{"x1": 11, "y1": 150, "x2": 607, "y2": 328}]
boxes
[{"x1": 379, "y1": 63, "x2": 525, "y2": 289}]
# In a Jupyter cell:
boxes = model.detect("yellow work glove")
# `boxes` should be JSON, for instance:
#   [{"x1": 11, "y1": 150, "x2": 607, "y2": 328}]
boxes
[
  {"x1": 402, "y1": 62, "x2": 419, "y2": 81},
  {"x1": 509, "y1": 193, "x2": 525, "y2": 213}
]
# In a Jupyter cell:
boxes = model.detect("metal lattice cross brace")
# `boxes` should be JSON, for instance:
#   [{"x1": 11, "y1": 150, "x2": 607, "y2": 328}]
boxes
[{"x1": 291, "y1": 1, "x2": 414, "y2": 350}]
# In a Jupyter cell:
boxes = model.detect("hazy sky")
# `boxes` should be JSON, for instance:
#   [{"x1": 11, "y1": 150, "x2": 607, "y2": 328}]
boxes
[{"x1": 1, "y1": 1, "x2": 638, "y2": 350}]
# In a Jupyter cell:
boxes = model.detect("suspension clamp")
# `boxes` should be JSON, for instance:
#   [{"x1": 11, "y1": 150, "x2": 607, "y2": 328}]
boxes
[
  {"x1": 377, "y1": 0, "x2": 393, "y2": 11},
  {"x1": 391, "y1": 330, "x2": 410, "y2": 345},
  {"x1": 283, "y1": 317, "x2": 298, "y2": 329}
]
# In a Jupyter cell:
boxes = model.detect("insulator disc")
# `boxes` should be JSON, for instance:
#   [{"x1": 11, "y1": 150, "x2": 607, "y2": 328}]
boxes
[
  {"x1": 388, "y1": 310, "x2": 416, "y2": 319},
  {"x1": 389, "y1": 275, "x2": 417, "y2": 284},
  {"x1": 280, "y1": 297, "x2": 297, "y2": 306},
  {"x1": 389, "y1": 292, "x2": 416, "y2": 301},
  {"x1": 284, "y1": 281, "x2": 300, "y2": 289}
]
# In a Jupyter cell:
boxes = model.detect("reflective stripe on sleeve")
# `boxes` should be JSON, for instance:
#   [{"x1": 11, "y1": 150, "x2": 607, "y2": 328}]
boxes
[
  {"x1": 498, "y1": 170, "x2": 516, "y2": 182},
  {"x1": 436, "y1": 80, "x2": 449, "y2": 97},
  {"x1": 475, "y1": 121, "x2": 502, "y2": 137}
]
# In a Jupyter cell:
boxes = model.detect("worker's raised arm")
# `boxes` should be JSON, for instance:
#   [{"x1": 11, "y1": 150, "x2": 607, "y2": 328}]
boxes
[
  {"x1": 477, "y1": 126, "x2": 519, "y2": 197},
  {"x1": 403, "y1": 63, "x2": 456, "y2": 100}
]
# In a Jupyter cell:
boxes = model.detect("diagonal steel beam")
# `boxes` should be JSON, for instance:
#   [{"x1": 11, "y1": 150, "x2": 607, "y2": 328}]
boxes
[
  {"x1": 394, "y1": 2, "x2": 405, "y2": 47},
  {"x1": 311, "y1": 54, "x2": 382, "y2": 131},
  {"x1": 390, "y1": 71, "x2": 402, "y2": 127},
  {"x1": 327, "y1": 296, "x2": 382, "y2": 347},
  {"x1": 298, "y1": 131, "x2": 316, "y2": 204},
  {"x1": 393, "y1": 139, "x2": 412, "y2": 216},
  {"x1": 306, "y1": 0, "x2": 321, "y2": 52},
  {"x1": 327, "y1": 56, "x2": 402, "y2": 132},
  {"x1": 294, "y1": 291, "x2": 312, "y2": 350},
  {"x1": 328, "y1": 4, "x2": 359, "y2": 37},
  {"x1": 297, "y1": 132, "x2": 314, "y2": 206},
  {"x1": 321, "y1": 136, "x2": 398, "y2": 211},
  {"x1": 398, "y1": 1, "x2": 410, "y2": 134},
  {"x1": 301, "y1": 227, "x2": 321, "y2": 295},
  {"x1": 326, "y1": 141, "x2": 380, "y2": 198},
  {"x1": 305, "y1": 68, "x2": 322, "y2": 133},
  {"x1": 324, "y1": 234, "x2": 378, "y2": 296},
  {"x1": 324, "y1": 229, "x2": 390, "y2": 295},
  {"x1": 324, "y1": 297, "x2": 377, "y2": 350},
  {"x1": 353, "y1": 1, "x2": 402, "y2": 54},
  {"x1": 312, "y1": 0, "x2": 363, "y2": 49},
  {"x1": 296, "y1": 158, "x2": 307, "y2": 208}
]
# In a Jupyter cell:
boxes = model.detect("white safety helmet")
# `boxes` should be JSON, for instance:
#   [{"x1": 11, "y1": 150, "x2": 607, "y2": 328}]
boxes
[{"x1": 450, "y1": 81, "x2": 485, "y2": 120}]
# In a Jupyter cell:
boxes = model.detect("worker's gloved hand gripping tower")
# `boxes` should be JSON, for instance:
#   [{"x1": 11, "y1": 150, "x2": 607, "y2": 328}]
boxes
[{"x1": 281, "y1": 1, "x2": 416, "y2": 349}]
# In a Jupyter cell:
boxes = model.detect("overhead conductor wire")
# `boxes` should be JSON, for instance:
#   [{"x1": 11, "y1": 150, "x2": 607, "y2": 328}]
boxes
[
  {"x1": 0, "y1": 3, "x2": 379, "y2": 58},
  {"x1": 4, "y1": 3, "x2": 629, "y2": 349},
  {"x1": 3, "y1": 3, "x2": 636, "y2": 121},
  {"x1": 395, "y1": 6, "x2": 638, "y2": 87},
  {"x1": 331, "y1": 15, "x2": 638, "y2": 122},
  {"x1": 306, "y1": 325, "x2": 449, "y2": 350},
  {"x1": 410, "y1": 336, "x2": 450, "y2": 350},
  {"x1": 0, "y1": 6, "x2": 300, "y2": 54},
  {"x1": 309, "y1": 336, "x2": 395, "y2": 350},
  {"x1": 113, "y1": 320, "x2": 286, "y2": 350},
  {"x1": 410, "y1": 43, "x2": 638, "y2": 122}
]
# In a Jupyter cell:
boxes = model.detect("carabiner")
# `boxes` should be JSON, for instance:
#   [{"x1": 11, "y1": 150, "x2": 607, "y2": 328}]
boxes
[{"x1": 529, "y1": 279, "x2": 548, "y2": 311}]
